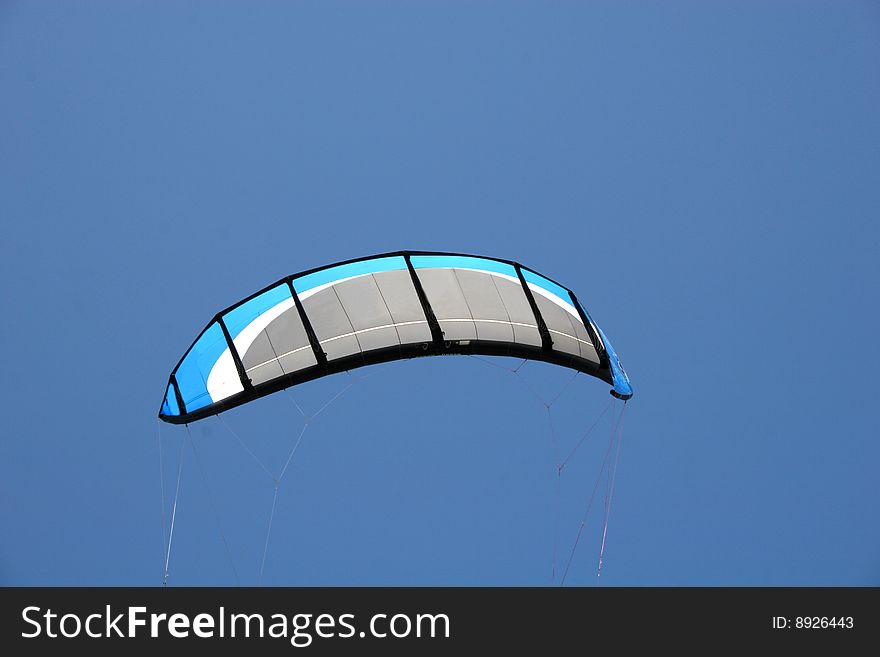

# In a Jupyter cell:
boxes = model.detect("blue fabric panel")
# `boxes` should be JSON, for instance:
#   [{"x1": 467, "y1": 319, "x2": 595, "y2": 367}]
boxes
[
  {"x1": 597, "y1": 327, "x2": 633, "y2": 398},
  {"x1": 409, "y1": 254, "x2": 517, "y2": 279},
  {"x1": 521, "y1": 269, "x2": 575, "y2": 309},
  {"x1": 162, "y1": 383, "x2": 180, "y2": 416},
  {"x1": 292, "y1": 256, "x2": 408, "y2": 294},
  {"x1": 175, "y1": 322, "x2": 227, "y2": 412}
]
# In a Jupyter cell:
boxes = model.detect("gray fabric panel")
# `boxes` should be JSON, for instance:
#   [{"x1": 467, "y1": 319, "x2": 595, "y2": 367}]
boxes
[
  {"x1": 548, "y1": 329, "x2": 582, "y2": 358},
  {"x1": 320, "y1": 334, "x2": 361, "y2": 360},
  {"x1": 372, "y1": 270, "x2": 431, "y2": 322},
  {"x1": 533, "y1": 294, "x2": 582, "y2": 358},
  {"x1": 578, "y1": 341, "x2": 600, "y2": 366},
  {"x1": 245, "y1": 337, "x2": 316, "y2": 385},
  {"x1": 264, "y1": 307, "x2": 313, "y2": 359},
  {"x1": 471, "y1": 319, "x2": 514, "y2": 342},
  {"x1": 570, "y1": 316, "x2": 600, "y2": 365},
  {"x1": 278, "y1": 347, "x2": 319, "y2": 373},
  {"x1": 373, "y1": 270, "x2": 432, "y2": 344},
  {"x1": 241, "y1": 306, "x2": 318, "y2": 386},
  {"x1": 242, "y1": 332, "x2": 283, "y2": 381},
  {"x1": 494, "y1": 276, "x2": 542, "y2": 346},
  {"x1": 246, "y1": 338, "x2": 286, "y2": 385},
  {"x1": 570, "y1": 316, "x2": 591, "y2": 346},
  {"x1": 396, "y1": 321, "x2": 432, "y2": 344},
  {"x1": 417, "y1": 268, "x2": 477, "y2": 341},
  {"x1": 333, "y1": 276, "x2": 395, "y2": 332},
  {"x1": 320, "y1": 271, "x2": 410, "y2": 351},
  {"x1": 302, "y1": 287, "x2": 361, "y2": 360},
  {"x1": 332, "y1": 275, "x2": 401, "y2": 352},
  {"x1": 513, "y1": 325, "x2": 543, "y2": 347},
  {"x1": 352, "y1": 326, "x2": 400, "y2": 351},
  {"x1": 454, "y1": 269, "x2": 515, "y2": 342},
  {"x1": 437, "y1": 318, "x2": 478, "y2": 341}
]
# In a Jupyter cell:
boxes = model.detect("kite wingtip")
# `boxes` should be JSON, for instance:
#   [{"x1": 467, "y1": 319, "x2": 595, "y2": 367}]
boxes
[{"x1": 610, "y1": 388, "x2": 633, "y2": 401}]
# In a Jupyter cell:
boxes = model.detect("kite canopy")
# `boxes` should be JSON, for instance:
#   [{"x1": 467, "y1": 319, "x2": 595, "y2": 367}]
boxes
[{"x1": 159, "y1": 251, "x2": 632, "y2": 424}]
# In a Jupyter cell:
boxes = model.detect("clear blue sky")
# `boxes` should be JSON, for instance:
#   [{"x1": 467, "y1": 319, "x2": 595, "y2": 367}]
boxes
[{"x1": 1, "y1": 1, "x2": 878, "y2": 586}]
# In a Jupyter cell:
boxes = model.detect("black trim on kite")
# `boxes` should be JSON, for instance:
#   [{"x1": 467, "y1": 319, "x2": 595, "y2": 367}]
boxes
[
  {"x1": 404, "y1": 253, "x2": 445, "y2": 346},
  {"x1": 217, "y1": 314, "x2": 253, "y2": 390},
  {"x1": 171, "y1": 374, "x2": 187, "y2": 417},
  {"x1": 286, "y1": 278, "x2": 329, "y2": 368},
  {"x1": 159, "y1": 338, "x2": 611, "y2": 425},
  {"x1": 514, "y1": 263, "x2": 554, "y2": 351}
]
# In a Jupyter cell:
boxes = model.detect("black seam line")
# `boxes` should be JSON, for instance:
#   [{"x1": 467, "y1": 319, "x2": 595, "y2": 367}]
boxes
[
  {"x1": 331, "y1": 285, "x2": 363, "y2": 353},
  {"x1": 404, "y1": 254, "x2": 445, "y2": 345},
  {"x1": 286, "y1": 278, "x2": 328, "y2": 367},
  {"x1": 171, "y1": 374, "x2": 187, "y2": 416},
  {"x1": 330, "y1": 285, "x2": 367, "y2": 369},
  {"x1": 450, "y1": 268, "x2": 478, "y2": 338},
  {"x1": 217, "y1": 314, "x2": 253, "y2": 390},
  {"x1": 487, "y1": 273, "x2": 516, "y2": 357},
  {"x1": 262, "y1": 324, "x2": 288, "y2": 377},
  {"x1": 371, "y1": 273, "x2": 403, "y2": 347},
  {"x1": 515, "y1": 263, "x2": 554, "y2": 351},
  {"x1": 568, "y1": 291, "x2": 608, "y2": 366}
]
